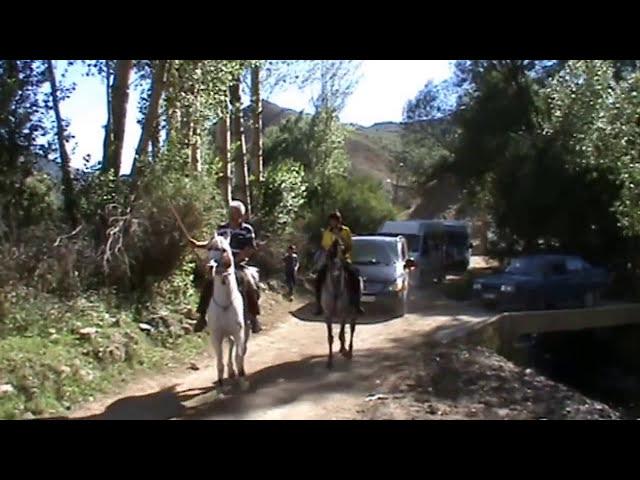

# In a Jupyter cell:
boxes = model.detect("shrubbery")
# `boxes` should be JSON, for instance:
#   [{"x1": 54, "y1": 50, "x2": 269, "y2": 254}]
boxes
[{"x1": 261, "y1": 110, "x2": 397, "y2": 268}]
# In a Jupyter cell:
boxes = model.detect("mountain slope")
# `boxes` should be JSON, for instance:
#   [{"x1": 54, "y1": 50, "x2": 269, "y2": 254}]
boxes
[{"x1": 257, "y1": 100, "x2": 402, "y2": 185}]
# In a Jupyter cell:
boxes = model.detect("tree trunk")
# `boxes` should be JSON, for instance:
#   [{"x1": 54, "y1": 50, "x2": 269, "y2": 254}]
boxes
[
  {"x1": 132, "y1": 60, "x2": 168, "y2": 177},
  {"x1": 46, "y1": 60, "x2": 78, "y2": 227},
  {"x1": 107, "y1": 60, "x2": 133, "y2": 175},
  {"x1": 189, "y1": 83, "x2": 201, "y2": 172},
  {"x1": 101, "y1": 60, "x2": 113, "y2": 172},
  {"x1": 229, "y1": 78, "x2": 251, "y2": 215},
  {"x1": 165, "y1": 63, "x2": 180, "y2": 149},
  {"x1": 216, "y1": 106, "x2": 232, "y2": 208},
  {"x1": 250, "y1": 64, "x2": 264, "y2": 183},
  {"x1": 151, "y1": 130, "x2": 160, "y2": 162}
]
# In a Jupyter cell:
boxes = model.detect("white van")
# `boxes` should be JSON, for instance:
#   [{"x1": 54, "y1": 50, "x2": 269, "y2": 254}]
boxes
[{"x1": 377, "y1": 220, "x2": 472, "y2": 285}]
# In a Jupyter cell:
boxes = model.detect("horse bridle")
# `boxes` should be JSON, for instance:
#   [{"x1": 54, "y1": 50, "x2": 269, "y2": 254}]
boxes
[
  {"x1": 208, "y1": 245, "x2": 235, "y2": 311},
  {"x1": 327, "y1": 244, "x2": 347, "y2": 302}
]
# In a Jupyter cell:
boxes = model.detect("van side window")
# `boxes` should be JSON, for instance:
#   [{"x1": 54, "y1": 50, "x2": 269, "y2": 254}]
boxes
[{"x1": 422, "y1": 235, "x2": 430, "y2": 255}]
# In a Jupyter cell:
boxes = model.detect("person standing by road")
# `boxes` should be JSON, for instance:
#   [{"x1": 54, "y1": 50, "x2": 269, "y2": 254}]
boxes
[{"x1": 283, "y1": 244, "x2": 299, "y2": 299}]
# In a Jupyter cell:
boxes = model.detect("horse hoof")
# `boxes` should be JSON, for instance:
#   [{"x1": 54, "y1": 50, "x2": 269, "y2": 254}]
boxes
[
  {"x1": 340, "y1": 349, "x2": 348, "y2": 357},
  {"x1": 327, "y1": 361, "x2": 333, "y2": 370},
  {"x1": 239, "y1": 368, "x2": 246, "y2": 377},
  {"x1": 345, "y1": 351, "x2": 353, "y2": 360},
  {"x1": 228, "y1": 371, "x2": 236, "y2": 380}
]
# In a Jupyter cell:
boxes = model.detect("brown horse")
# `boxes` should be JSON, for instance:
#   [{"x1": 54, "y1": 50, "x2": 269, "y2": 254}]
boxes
[{"x1": 320, "y1": 238, "x2": 357, "y2": 369}]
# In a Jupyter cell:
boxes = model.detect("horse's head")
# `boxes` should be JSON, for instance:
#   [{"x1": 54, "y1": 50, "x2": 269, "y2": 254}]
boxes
[
  {"x1": 206, "y1": 235, "x2": 234, "y2": 281},
  {"x1": 327, "y1": 238, "x2": 345, "y2": 263},
  {"x1": 326, "y1": 238, "x2": 346, "y2": 284}
]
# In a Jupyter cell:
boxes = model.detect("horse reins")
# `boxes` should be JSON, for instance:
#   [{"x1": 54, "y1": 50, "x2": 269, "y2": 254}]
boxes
[{"x1": 209, "y1": 245, "x2": 236, "y2": 311}]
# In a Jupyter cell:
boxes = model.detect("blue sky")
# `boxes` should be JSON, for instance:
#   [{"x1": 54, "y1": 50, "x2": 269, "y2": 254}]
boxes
[{"x1": 56, "y1": 60, "x2": 453, "y2": 173}]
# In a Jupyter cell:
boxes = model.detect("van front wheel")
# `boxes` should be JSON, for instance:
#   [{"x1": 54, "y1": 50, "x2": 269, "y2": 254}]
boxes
[{"x1": 393, "y1": 290, "x2": 408, "y2": 316}]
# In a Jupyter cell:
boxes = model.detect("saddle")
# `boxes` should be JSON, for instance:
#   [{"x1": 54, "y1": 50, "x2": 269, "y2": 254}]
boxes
[{"x1": 236, "y1": 264, "x2": 261, "y2": 317}]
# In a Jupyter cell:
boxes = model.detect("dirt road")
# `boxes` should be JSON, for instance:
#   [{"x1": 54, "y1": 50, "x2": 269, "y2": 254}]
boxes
[{"x1": 69, "y1": 289, "x2": 485, "y2": 420}]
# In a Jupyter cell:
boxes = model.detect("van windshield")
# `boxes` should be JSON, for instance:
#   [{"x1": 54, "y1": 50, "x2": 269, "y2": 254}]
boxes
[
  {"x1": 402, "y1": 234, "x2": 420, "y2": 252},
  {"x1": 446, "y1": 231, "x2": 469, "y2": 247},
  {"x1": 377, "y1": 233, "x2": 420, "y2": 252}
]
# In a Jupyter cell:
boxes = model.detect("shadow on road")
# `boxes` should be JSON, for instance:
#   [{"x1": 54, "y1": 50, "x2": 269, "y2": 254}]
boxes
[
  {"x1": 44, "y1": 385, "x2": 215, "y2": 420},
  {"x1": 289, "y1": 282, "x2": 488, "y2": 326},
  {"x1": 47, "y1": 285, "x2": 493, "y2": 421},
  {"x1": 55, "y1": 331, "x2": 438, "y2": 420},
  {"x1": 290, "y1": 301, "x2": 403, "y2": 325}
]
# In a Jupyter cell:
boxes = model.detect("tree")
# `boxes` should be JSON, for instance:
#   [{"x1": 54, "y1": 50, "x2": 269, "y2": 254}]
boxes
[
  {"x1": 0, "y1": 60, "x2": 52, "y2": 236},
  {"x1": 101, "y1": 60, "x2": 113, "y2": 171},
  {"x1": 250, "y1": 64, "x2": 263, "y2": 185},
  {"x1": 103, "y1": 60, "x2": 133, "y2": 174},
  {"x1": 229, "y1": 76, "x2": 250, "y2": 213},
  {"x1": 302, "y1": 60, "x2": 362, "y2": 114},
  {"x1": 244, "y1": 59, "x2": 316, "y2": 189},
  {"x1": 544, "y1": 60, "x2": 640, "y2": 238},
  {"x1": 45, "y1": 60, "x2": 77, "y2": 227},
  {"x1": 400, "y1": 59, "x2": 629, "y2": 260},
  {"x1": 132, "y1": 60, "x2": 169, "y2": 177},
  {"x1": 216, "y1": 101, "x2": 232, "y2": 208}
]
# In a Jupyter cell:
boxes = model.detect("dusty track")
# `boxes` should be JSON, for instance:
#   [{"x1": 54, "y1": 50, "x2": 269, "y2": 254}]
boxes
[{"x1": 68, "y1": 288, "x2": 481, "y2": 420}]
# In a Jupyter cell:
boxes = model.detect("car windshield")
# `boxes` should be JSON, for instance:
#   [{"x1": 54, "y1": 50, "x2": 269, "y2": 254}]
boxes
[
  {"x1": 352, "y1": 240, "x2": 395, "y2": 266},
  {"x1": 505, "y1": 257, "x2": 543, "y2": 276}
]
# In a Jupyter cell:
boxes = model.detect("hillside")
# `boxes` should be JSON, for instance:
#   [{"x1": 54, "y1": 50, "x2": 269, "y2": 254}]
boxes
[
  {"x1": 257, "y1": 101, "x2": 402, "y2": 185},
  {"x1": 255, "y1": 101, "x2": 472, "y2": 217}
]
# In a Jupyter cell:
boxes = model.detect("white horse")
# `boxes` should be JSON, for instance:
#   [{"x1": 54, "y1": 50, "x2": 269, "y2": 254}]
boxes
[{"x1": 205, "y1": 235, "x2": 247, "y2": 386}]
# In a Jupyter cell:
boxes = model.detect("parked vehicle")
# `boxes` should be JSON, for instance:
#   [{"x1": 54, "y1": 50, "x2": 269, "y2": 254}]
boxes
[
  {"x1": 377, "y1": 220, "x2": 472, "y2": 285},
  {"x1": 352, "y1": 235, "x2": 416, "y2": 316},
  {"x1": 472, "y1": 254, "x2": 611, "y2": 311}
]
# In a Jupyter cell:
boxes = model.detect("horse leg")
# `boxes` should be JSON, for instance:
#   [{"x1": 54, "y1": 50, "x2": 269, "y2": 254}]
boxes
[
  {"x1": 227, "y1": 337, "x2": 236, "y2": 379},
  {"x1": 339, "y1": 318, "x2": 347, "y2": 356},
  {"x1": 326, "y1": 317, "x2": 334, "y2": 370},
  {"x1": 244, "y1": 313, "x2": 251, "y2": 354},
  {"x1": 244, "y1": 329, "x2": 250, "y2": 356},
  {"x1": 346, "y1": 315, "x2": 356, "y2": 360},
  {"x1": 212, "y1": 332, "x2": 224, "y2": 386},
  {"x1": 235, "y1": 331, "x2": 246, "y2": 378}
]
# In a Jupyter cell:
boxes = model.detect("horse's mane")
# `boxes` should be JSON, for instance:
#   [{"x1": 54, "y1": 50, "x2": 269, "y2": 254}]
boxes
[{"x1": 328, "y1": 237, "x2": 345, "y2": 260}]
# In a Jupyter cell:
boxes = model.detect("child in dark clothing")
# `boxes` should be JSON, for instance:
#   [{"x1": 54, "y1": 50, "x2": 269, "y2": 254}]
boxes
[{"x1": 283, "y1": 245, "x2": 299, "y2": 299}]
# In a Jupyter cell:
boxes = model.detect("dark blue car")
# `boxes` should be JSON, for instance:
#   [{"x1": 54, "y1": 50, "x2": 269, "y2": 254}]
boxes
[{"x1": 472, "y1": 254, "x2": 610, "y2": 311}]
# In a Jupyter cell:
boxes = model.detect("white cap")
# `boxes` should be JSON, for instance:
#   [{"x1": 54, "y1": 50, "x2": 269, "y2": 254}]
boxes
[{"x1": 229, "y1": 200, "x2": 246, "y2": 216}]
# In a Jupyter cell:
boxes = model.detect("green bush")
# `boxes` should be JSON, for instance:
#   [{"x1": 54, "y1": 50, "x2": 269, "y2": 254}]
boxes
[
  {"x1": 253, "y1": 159, "x2": 307, "y2": 236},
  {"x1": 304, "y1": 175, "x2": 397, "y2": 247},
  {"x1": 0, "y1": 283, "x2": 204, "y2": 419}
]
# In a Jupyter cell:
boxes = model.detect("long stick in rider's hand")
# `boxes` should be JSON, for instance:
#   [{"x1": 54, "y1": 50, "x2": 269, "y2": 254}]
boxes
[{"x1": 169, "y1": 202, "x2": 196, "y2": 244}]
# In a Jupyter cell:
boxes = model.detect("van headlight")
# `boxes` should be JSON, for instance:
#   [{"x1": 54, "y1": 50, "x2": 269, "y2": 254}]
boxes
[
  {"x1": 473, "y1": 283, "x2": 482, "y2": 291},
  {"x1": 501, "y1": 284, "x2": 515, "y2": 293}
]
